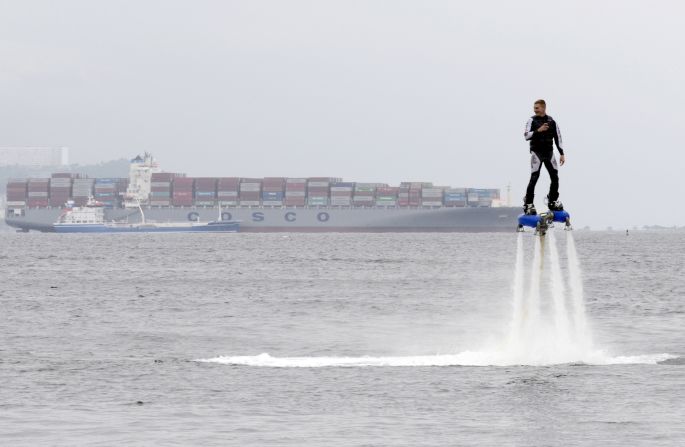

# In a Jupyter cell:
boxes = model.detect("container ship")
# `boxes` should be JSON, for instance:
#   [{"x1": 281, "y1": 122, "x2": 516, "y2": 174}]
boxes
[{"x1": 4, "y1": 154, "x2": 520, "y2": 233}]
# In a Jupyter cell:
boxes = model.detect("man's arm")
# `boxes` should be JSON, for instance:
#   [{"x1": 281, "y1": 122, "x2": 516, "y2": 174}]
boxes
[
  {"x1": 553, "y1": 121, "x2": 564, "y2": 155},
  {"x1": 554, "y1": 121, "x2": 566, "y2": 165},
  {"x1": 524, "y1": 118, "x2": 534, "y2": 140}
]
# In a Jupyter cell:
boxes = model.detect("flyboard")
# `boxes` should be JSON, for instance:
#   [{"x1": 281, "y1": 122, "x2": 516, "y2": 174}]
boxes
[{"x1": 517, "y1": 210, "x2": 572, "y2": 236}]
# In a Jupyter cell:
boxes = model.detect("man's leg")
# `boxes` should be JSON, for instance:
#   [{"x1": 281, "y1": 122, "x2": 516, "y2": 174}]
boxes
[
  {"x1": 525, "y1": 152, "x2": 542, "y2": 204},
  {"x1": 543, "y1": 156, "x2": 560, "y2": 203}
]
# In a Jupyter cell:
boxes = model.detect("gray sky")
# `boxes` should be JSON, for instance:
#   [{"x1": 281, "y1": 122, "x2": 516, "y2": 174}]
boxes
[{"x1": 1, "y1": 0, "x2": 683, "y2": 228}]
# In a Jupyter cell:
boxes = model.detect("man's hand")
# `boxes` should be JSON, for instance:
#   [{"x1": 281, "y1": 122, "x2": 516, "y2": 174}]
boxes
[
  {"x1": 537, "y1": 123, "x2": 549, "y2": 132},
  {"x1": 560, "y1": 154, "x2": 565, "y2": 166}
]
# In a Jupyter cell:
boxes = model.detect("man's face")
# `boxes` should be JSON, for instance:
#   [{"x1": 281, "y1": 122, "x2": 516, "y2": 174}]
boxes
[{"x1": 534, "y1": 103, "x2": 546, "y2": 117}]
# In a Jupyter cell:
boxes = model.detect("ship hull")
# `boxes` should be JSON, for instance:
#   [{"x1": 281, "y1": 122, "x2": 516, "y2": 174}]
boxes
[
  {"x1": 52, "y1": 221, "x2": 239, "y2": 233},
  {"x1": 6, "y1": 206, "x2": 521, "y2": 233}
]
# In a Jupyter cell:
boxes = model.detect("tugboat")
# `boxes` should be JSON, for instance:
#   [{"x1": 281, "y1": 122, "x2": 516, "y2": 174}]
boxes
[{"x1": 53, "y1": 197, "x2": 239, "y2": 233}]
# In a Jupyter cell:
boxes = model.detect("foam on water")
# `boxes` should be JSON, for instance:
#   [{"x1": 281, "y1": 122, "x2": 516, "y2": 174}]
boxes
[
  {"x1": 199, "y1": 230, "x2": 674, "y2": 368},
  {"x1": 197, "y1": 352, "x2": 676, "y2": 368}
]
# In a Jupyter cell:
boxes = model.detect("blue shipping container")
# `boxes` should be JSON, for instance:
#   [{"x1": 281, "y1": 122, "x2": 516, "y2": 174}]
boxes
[{"x1": 262, "y1": 191, "x2": 285, "y2": 199}]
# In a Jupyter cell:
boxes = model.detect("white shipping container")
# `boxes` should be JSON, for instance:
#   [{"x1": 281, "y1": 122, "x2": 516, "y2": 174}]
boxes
[
  {"x1": 330, "y1": 198, "x2": 351, "y2": 205},
  {"x1": 6, "y1": 201, "x2": 26, "y2": 206},
  {"x1": 422, "y1": 201, "x2": 443, "y2": 206},
  {"x1": 240, "y1": 183, "x2": 261, "y2": 191},
  {"x1": 307, "y1": 181, "x2": 329, "y2": 187},
  {"x1": 285, "y1": 191, "x2": 306, "y2": 197},
  {"x1": 151, "y1": 182, "x2": 171, "y2": 187},
  {"x1": 422, "y1": 192, "x2": 442, "y2": 198},
  {"x1": 239, "y1": 200, "x2": 261, "y2": 206},
  {"x1": 219, "y1": 200, "x2": 238, "y2": 206},
  {"x1": 353, "y1": 196, "x2": 374, "y2": 201},
  {"x1": 27, "y1": 192, "x2": 48, "y2": 197},
  {"x1": 422, "y1": 187, "x2": 443, "y2": 194},
  {"x1": 286, "y1": 178, "x2": 307, "y2": 183},
  {"x1": 217, "y1": 191, "x2": 239, "y2": 197},
  {"x1": 468, "y1": 193, "x2": 479, "y2": 202},
  {"x1": 330, "y1": 186, "x2": 354, "y2": 192},
  {"x1": 376, "y1": 200, "x2": 397, "y2": 206},
  {"x1": 262, "y1": 200, "x2": 284, "y2": 206}
]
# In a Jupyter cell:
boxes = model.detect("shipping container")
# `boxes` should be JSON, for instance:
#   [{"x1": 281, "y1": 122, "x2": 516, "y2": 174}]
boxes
[
  {"x1": 307, "y1": 197, "x2": 329, "y2": 206},
  {"x1": 422, "y1": 200, "x2": 443, "y2": 207},
  {"x1": 152, "y1": 172, "x2": 184, "y2": 181},
  {"x1": 330, "y1": 197, "x2": 352, "y2": 206},
  {"x1": 217, "y1": 191, "x2": 239, "y2": 197},
  {"x1": 284, "y1": 197, "x2": 306, "y2": 206},
  {"x1": 240, "y1": 182, "x2": 262, "y2": 192},
  {"x1": 421, "y1": 188, "x2": 443, "y2": 198},
  {"x1": 27, "y1": 199, "x2": 49, "y2": 207},
  {"x1": 52, "y1": 172, "x2": 77, "y2": 179},
  {"x1": 263, "y1": 177, "x2": 285, "y2": 192},
  {"x1": 262, "y1": 191, "x2": 285, "y2": 199}
]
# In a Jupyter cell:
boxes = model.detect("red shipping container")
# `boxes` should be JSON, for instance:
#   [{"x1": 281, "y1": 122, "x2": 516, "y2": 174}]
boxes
[
  {"x1": 28, "y1": 199, "x2": 49, "y2": 207},
  {"x1": 284, "y1": 197, "x2": 306, "y2": 206}
]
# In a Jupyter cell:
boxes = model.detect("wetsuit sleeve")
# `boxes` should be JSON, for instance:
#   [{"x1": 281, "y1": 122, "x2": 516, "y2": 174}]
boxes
[
  {"x1": 554, "y1": 121, "x2": 564, "y2": 155},
  {"x1": 524, "y1": 118, "x2": 534, "y2": 140}
]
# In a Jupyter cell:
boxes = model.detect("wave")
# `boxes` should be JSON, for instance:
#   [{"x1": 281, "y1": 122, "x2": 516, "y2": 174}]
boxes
[{"x1": 196, "y1": 352, "x2": 677, "y2": 368}]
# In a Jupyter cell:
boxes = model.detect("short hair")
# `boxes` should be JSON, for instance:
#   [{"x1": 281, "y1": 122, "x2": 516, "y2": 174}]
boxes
[{"x1": 534, "y1": 99, "x2": 546, "y2": 107}]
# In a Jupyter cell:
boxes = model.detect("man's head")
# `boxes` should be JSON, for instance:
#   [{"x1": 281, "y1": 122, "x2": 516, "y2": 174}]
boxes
[{"x1": 533, "y1": 99, "x2": 546, "y2": 117}]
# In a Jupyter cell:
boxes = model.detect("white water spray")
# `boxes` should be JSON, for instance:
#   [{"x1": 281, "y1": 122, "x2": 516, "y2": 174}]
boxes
[
  {"x1": 507, "y1": 233, "x2": 525, "y2": 345},
  {"x1": 526, "y1": 235, "x2": 543, "y2": 338},
  {"x1": 566, "y1": 231, "x2": 592, "y2": 350},
  {"x1": 503, "y1": 228, "x2": 595, "y2": 364},
  {"x1": 198, "y1": 230, "x2": 675, "y2": 367},
  {"x1": 548, "y1": 230, "x2": 570, "y2": 347}
]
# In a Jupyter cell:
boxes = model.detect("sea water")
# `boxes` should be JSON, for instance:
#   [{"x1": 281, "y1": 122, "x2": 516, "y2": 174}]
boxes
[{"x1": 1, "y1": 231, "x2": 684, "y2": 445}]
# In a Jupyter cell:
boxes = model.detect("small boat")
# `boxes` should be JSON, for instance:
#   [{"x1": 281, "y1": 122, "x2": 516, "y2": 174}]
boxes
[{"x1": 53, "y1": 198, "x2": 239, "y2": 233}]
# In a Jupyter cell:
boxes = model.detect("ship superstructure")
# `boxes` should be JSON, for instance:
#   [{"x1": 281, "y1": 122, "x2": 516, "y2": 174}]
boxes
[{"x1": 124, "y1": 153, "x2": 160, "y2": 207}]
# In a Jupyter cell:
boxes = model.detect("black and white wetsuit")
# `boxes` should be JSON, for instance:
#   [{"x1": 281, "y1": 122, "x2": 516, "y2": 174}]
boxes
[{"x1": 524, "y1": 114, "x2": 564, "y2": 205}]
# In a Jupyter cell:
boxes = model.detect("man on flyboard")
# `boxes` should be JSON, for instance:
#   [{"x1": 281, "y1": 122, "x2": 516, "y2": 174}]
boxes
[{"x1": 523, "y1": 99, "x2": 565, "y2": 215}]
